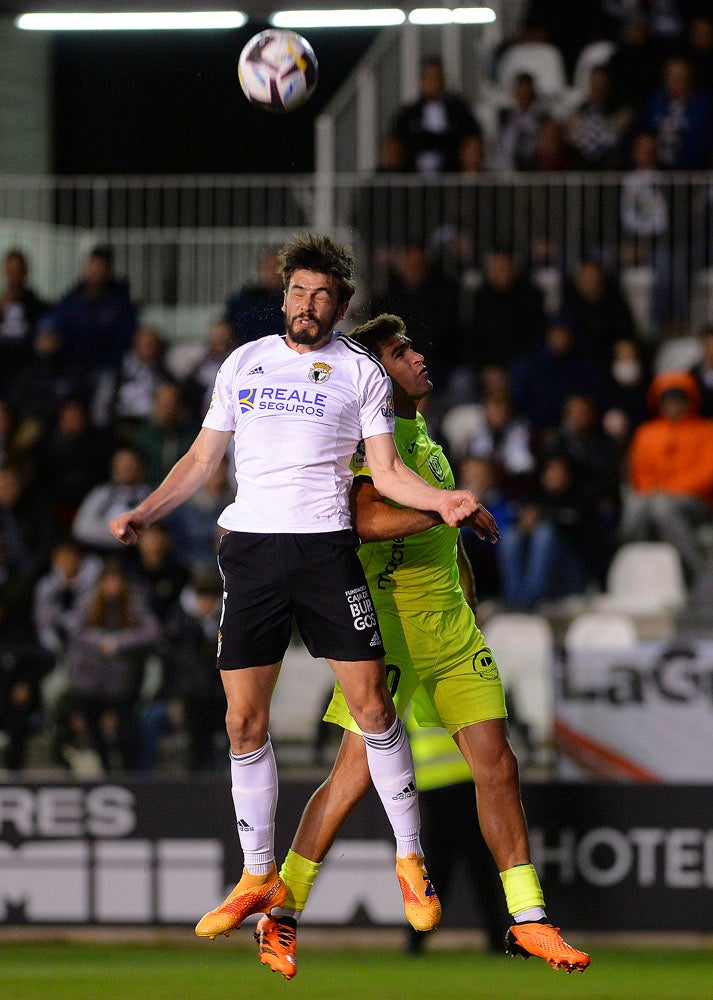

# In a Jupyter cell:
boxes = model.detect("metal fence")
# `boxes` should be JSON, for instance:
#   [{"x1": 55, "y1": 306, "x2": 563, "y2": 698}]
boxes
[{"x1": 0, "y1": 170, "x2": 712, "y2": 340}]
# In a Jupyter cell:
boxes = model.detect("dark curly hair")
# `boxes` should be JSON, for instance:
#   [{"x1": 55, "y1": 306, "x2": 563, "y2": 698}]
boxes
[{"x1": 276, "y1": 233, "x2": 356, "y2": 303}]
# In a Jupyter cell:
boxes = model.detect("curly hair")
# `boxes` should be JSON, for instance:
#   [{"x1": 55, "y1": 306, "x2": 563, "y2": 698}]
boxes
[{"x1": 276, "y1": 233, "x2": 356, "y2": 302}]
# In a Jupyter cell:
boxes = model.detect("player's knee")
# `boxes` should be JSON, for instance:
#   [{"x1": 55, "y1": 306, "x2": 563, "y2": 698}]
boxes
[
  {"x1": 351, "y1": 698, "x2": 395, "y2": 736},
  {"x1": 224, "y1": 707, "x2": 268, "y2": 752}
]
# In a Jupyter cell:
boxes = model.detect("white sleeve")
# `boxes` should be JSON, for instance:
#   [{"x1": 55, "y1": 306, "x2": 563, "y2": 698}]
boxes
[
  {"x1": 360, "y1": 370, "x2": 395, "y2": 439},
  {"x1": 202, "y1": 353, "x2": 237, "y2": 432}
]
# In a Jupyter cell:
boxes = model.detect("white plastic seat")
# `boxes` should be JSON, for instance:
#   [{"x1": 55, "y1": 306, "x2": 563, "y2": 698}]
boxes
[
  {"x1": 572, "y1": 40, "x2": 616, "y2": 94},
  {"x1": 654, "y1": 336, "x2": 703, "y2": 375},
  {"x1": 497, "y1": 42, "x2": 569, "y2": 99},
  {"x1": 439, "y1": 403, "x2": 485, "y2": 462},
  {"x1": 484, "y1": 612, "x2": 555, "y2": 748},
  {"x1": 592, "y1": 542, "x2": 686, "y2": 615},
  {"x1": 564, "y1": 611, "x2": 638, "y2": 652}
]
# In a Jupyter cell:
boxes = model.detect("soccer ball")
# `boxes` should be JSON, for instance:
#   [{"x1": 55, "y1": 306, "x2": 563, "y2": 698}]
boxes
[{"x1": 238, "y1": 29, "x2": 319, "y2": 114}]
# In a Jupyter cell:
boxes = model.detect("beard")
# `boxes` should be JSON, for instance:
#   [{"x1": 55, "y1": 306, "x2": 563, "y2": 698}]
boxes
[{"x1": 285, "y1": 306, "x2": 340, "y2": 346}]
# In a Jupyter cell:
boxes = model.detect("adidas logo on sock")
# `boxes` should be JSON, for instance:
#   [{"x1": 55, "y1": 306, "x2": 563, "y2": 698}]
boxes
[
  {"x1": 247, "y1": 365, "x2": 264, "y2": 376},
  {"x1": 236, "y1": 818, "x2": 255, "y2": 832},
  {"x1": 369, "y1": 631, "x2": 381, "y2": 647},
  {"x1": 392, "y1": 780, "x2": 417, "y2": 801}
]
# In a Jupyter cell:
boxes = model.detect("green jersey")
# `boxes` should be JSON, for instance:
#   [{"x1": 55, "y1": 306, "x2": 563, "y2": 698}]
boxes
[{"x1": 351, "y1": 413, "x2": 461, "y2": 613}]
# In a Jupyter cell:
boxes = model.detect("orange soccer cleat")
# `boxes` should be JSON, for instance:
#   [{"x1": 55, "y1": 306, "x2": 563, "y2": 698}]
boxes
[
  {"x1": 254, "y1": 914, "x2": 298, "y2": 979},
  {"x1": 395, "y1": 853, "x2": 442, "y2": 932},
  {"x1": 194, "y1": 865, "x2": 287, "y2": 939},
  {"x1": 505, "y1": 920, "x2": 591, "y2": 973}
]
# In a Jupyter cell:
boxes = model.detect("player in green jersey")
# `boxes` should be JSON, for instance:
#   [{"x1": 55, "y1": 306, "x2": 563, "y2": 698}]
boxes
[{"x1": 254, "y1": 314, "x2": 590, "y2": 979}]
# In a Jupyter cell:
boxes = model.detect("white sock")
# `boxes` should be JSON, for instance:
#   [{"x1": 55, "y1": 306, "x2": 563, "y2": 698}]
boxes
[
  {"x1": 361, "y1": 717, "x2": 422, "y2": 857},
  {"x1": 229, "y1": 736, "x2": 278, "y2": 875},
  {"x1": 514, "y1": 906, "x2": 547, "y2": 923}
]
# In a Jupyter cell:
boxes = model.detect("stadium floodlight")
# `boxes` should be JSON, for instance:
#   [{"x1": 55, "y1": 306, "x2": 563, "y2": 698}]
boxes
[
  {"x1": 270, "y1": 9, "x2": 407, "y2": 28},
  {"x1": 408, "y1": 7, "x2": 496, "y2": 24},
  {"x1": 15, "y1": 11, "x2": 248, "y2": 31}
]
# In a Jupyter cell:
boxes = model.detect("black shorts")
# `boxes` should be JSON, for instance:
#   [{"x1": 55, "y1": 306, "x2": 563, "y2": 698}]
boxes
[{"x1": 216, "y1": 530, "x2": 386, "y2": 669}]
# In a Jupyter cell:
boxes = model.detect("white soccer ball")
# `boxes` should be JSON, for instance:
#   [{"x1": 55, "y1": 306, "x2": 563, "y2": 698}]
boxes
[{"x1": 238, "y1": 29, "x2": 319, "y2": 114}]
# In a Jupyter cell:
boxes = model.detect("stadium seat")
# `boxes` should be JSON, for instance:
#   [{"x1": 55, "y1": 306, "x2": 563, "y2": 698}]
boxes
[
  {"x1": 484, "y1": 612, "x2": 555, "y2": 754},
  {"x1": 563, "y1": 611, "x2": 638, "y2": 651},
  {"x1": 497, "y1": 42, "x2": 569, "y2": 99},
  {"x1": 571, "y1": 40, "x2": 615, "y2": 95},
  {"x1": 592, "y1": 541, "x2": 687, "y2": 615},
  {"x1": 620, "y1": 266, "x2": 655, "y2": 340},
  {"x1": 439, "y1": 402, "x2": 485, "y2": 462},
  {"x1": 653, "y1": 336, "x2": 702, "y2": 374}
]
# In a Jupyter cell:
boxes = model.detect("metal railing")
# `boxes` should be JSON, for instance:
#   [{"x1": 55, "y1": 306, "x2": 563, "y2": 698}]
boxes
[{"x1": 1, "y1": 170, "x2": 712, "y2": 340}]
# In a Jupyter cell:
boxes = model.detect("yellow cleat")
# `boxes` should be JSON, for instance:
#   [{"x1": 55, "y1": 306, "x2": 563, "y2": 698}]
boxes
[
  {"x1": 395, "y1": 853, "x2": 442, "y2": 932},
  {"x1": 505, "y1": 921, "x2": 591, "y2": 973},
  {"x1": 195, "y1": 865, "x2": 287, "y2": 939},
  {"x1": 255, "y1": 914, "x2": 298, "y2": 980}
]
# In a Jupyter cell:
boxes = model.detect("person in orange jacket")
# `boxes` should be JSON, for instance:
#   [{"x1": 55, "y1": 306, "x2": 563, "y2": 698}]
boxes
[{"x1": 619, "y1": 370, "x2": 713, "y2": 580}]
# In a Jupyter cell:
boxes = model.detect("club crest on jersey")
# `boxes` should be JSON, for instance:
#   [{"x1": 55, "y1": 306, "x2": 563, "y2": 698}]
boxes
[
  {"x1": 381, "y1": 394, "x2": 394, "y2": 419},
  {"x1": 308, "y1": 361, "x2": 332, "y2": 383},
  {"x1": 427, "y1": 454, "x2": 446, "y2": 482},
  {"x1": 472, "y1": 647, "x2": 499, "y2": 681},
  {"x1": 238, "y1": 387, "x2": 256, "y2": 412}
]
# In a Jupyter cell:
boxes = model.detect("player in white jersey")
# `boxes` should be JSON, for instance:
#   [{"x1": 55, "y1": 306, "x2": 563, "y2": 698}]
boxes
[{"x1": 109, "y1": 234, "x2": 480, "y2": 942}]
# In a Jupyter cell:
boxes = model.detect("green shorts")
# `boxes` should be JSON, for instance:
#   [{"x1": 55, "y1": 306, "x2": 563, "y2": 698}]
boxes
[{"x1": 323, "y1": 602, "x2": 508, "y2": 736}]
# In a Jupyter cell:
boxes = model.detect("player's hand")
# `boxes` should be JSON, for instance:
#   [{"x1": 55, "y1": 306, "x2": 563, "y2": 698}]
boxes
[
  {"x1": 437, "y1": 490, "x2": 479, "y2": 527},
  {"x1": 463, "y1": 502, "x2": 500, "y2": 544},
  {"x1": 109, "y1": 510, "x2": 147, "y2": 546}
]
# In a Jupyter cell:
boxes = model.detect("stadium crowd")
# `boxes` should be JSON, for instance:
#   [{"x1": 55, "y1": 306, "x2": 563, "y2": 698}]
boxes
[{"x1": 2, "y1": 0, "x2": 713, "y2": 776}]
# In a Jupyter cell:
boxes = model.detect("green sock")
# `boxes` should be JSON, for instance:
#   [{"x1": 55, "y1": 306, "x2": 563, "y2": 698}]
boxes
[
  {"x1": 500, "y1": 863, "x2": 545, "y2": 917},
  {"x1": 279, "y1": 849, "x2": 322, "y2": 913}
]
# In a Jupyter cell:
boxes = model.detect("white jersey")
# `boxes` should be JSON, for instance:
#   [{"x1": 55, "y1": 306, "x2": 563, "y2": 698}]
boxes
[{"x1": 202, "y1": 332, "x2": 395, "y2": 533}]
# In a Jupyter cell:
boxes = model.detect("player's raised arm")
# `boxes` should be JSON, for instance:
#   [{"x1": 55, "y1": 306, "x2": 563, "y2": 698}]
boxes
[
  {"x1": 109, "y1": 426, "x2": 233, "y2": 545},
  {"x1": 363, "y1": 431, "x2": 478, "y2": 527}
]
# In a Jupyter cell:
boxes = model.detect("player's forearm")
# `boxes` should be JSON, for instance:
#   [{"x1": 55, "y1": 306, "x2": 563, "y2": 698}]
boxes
[
  {"x1": 133, "y1": 450, "x2": 218, "y2": 525},
  {"x1": 357, "y1": 503, "x2": 440, "y2": 543},
  {"x1": 370, "y1": 462, "x2": 448, "y2": 517}
]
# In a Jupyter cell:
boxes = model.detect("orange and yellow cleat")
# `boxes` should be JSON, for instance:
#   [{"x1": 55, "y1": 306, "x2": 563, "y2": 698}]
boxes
[
  {"x1": 255, "y1": 914, "x2": 298, "y2": 979},
  {"x1": 195, "y1": 865, "x2": 286, "y2": 939},
  {"x1": 395, "y1": 853, "x2": 442, "y2": 932},
  {"x1": 505, "y1": 920, "x2": 591, "y2": 973}
]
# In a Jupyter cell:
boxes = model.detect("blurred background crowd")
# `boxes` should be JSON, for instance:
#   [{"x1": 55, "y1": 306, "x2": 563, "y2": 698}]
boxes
[{"x1": 2, "y1": 0, "x2": 713, "y2": 778}]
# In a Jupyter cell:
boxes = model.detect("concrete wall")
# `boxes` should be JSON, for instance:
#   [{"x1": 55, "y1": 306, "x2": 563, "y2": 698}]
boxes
[{"x1": 0, "y1": 19, "x2": 51, "y2": 174}]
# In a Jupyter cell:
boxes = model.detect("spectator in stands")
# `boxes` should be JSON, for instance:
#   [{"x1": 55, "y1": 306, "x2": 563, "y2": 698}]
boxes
[
  {"x1": 493, "y1": 72, "x2": 547, "y2": 171},
  {"x1": 8, "y1": 328, "x2": 85, "y2": 434},
  {"x1": 0, "y1": 249, "x2": 49, "y2": 389},
  {"x1": 463, "y1": 251, "x2": 545, "y2": 369},
  {"x1": 132, "y1": 382, "x2": 196, "y2": 486},
  {"x1": 0, "y1": 463, "x2": 55, "y2": 586},
  {"x1": 600, "y1": 336, "x2": 651, "y2": 442},
  {"x1": 685, "y1": 12, "x2": 713, "y2": 93},
  {"x1": 619, "y1": 371, "x2": 713, "y2": 581},
  {"x1": 167, "y1": 456, "x2": 233, "y2": 574},
  {"x1": 40, "y1": 397, "x2": 114, "y2": 531},
  {"x1": 457, "y1": 454, "x2": 516, "y2": 601},
  {"x1": 511, "y1": 322, "x2": 600, "y2": 433},
  {"x1": 181, "y1": 319, "x2": 234, "y2": 421},
  {"x1": 0, "y1": 587, "x2": 53, "y2": 770},
  {"x1": 620, "y1": 131, "x2": 669, "y2": 259},
  {"x1": 61, "y1": 559, "x2": 160, "y2": 772},
  {"x1": 565, "y1": 64, "x2": 634, "y2": 169},
  {"x1": 133, "y1": 522, "x2": 188, "y2": 626},
  {"x1": 540, "y1": 393, "x2": 622, "y2": 584},
  {"x1": 644, "y1": 55, "x2": 713, "y2": 169},
  {"x1": 139, "y1": 572, "x2": 225, "y2": 772},
  {"x1": 34, "y1": 538, "x2": 103, "y2": 661},
  {"x1": 225, "y1": 250, "x2": 283, "y2": 346},
  {"x1": 464, "y1": 387, "x2": 536, "y2": 496},
  {"x1": 523, "y1": 117, "x2": 570, "y2": 171},
  {"x1": 41, "y1": 245, "x2": 137, "y2": 379},
  {"x1": 689, "y1": 324, "x2": 713, "y2": 417},
  {"x1": 371, "y1": 243, "x2": 460, "y2": 389},
  {"x1": 496, "y1": 454, "x2": 590, "y2": 610},
  {"x1": 608, "y1": 14, "x2": 667, "y2": 111},
  {"x1": 0, "y1": 398, "x2": 41, "y2": 485},
  {"x1": 92, "y1": 325, "x2": 174, "y2": 441},
  {"x1": 72, "y1": 446, "x2": 151, "y2": 554},
  {"x1": 561, "y1": 259, "x2": 637, "y2": 365},
  {"x1": 392, "y1": 56, "x2": 482, "y2": 173}
]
